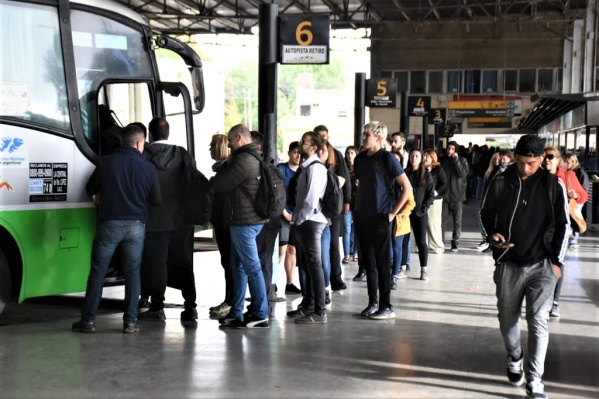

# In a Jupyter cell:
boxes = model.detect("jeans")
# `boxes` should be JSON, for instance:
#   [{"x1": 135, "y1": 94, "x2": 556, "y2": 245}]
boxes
[
  {"x1": 321, "y1": 225, "x2": 331, "y2": 287},
  {"x1": 355, "y1": 215, "x2": 393, "y2": 309},
  {"x1": 142, "y1": 227, "x2": 196, "y2": 311},
  {"x1": 391, "y1": 234, "x2": 404, "y2": 276},
  {"x1": 295, "y1": 221, "x2": 327, "y2": 314},
  {"x1": 229, "y1": 224, "x2": 268, "y2": 320},
  {"x1": 494, "y1": 259, "x2": 558, "y2": 380},
  {"x1": 82, "y1": 220, "x2": 145, "y2": 325},
  {"x1": 342, "y1": 211, "x2": 353, "y2": 257}
]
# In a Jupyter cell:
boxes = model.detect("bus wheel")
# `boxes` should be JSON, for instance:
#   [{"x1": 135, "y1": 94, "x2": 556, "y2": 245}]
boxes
[{"x1": 0, "y1": 249, "x2": 11, "y2": 316}]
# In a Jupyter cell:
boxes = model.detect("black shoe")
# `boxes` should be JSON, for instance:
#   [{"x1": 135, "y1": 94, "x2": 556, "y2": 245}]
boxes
[
  {"x1": 450, "y1": 245, "x2": 458, "y2": 252},
  {"x1": 369, "y1": 306, "x2": 396, "y2": 320},
  {"x1": 123, "y1": 323, "x2": 139, "y2": 334},
  {"x1": 138, "y1": 309, "x2": 166, "y2": 321},
  {"x1": 218, "y1": 313, "x2": 242, "y2": 326},
  {"x1": 72, "y1": 320, "x2": 96, "y2": 333},
  {"x1": 325, "y1": 290, "x2": 331, "y2": 305},
  {"x1": 138, "y1": 298, "x2": 150, "y2": 310},
  {"x1": 287, "y1": 308, "x2": 310, "y2": 318},
  {"x1": 181, "y1": 308, "x2": 198, "y2": 321},
  {"x1": 285, "y1": 284, "x2": 302, "y2": 295},
  {"x1": 238, "y1": 314, "x2": 270, "y2": 329},
  {"x1": 331, "y1": 282, "x2": 347, "y2": 291},
  {"x1": 360, "y1": 303, "x2": 378, "y2": 318},
  {"x1": 353, "y1": 271, "x2": 365, "y2": 281}
]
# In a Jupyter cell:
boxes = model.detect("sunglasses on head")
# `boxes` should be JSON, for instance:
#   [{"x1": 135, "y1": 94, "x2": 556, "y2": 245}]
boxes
[{"x1": 544, "y1": 154, "x2": 556, "y2": 160}]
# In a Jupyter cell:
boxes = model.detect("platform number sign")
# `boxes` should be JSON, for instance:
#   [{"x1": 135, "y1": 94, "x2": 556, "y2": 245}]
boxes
[
  {"x1": 279, "y1": 14, "x2": 330, "y2": 64},
  {"x1": 407, "y1": 96, "x2": 430, "y2": 116},
  {"x1": 430, "y1": 108, "x2": 446, "y2": 124},
  {"x1": 366, "y1": 79, "x2": 397, "y2": 108}
]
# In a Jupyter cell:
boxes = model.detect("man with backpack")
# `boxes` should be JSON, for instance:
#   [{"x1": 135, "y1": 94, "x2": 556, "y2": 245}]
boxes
[
  {"x1": 287, "y1": 132, "x2": 329, "y2": 324},
  {"x1": 212, "y1": 124, "x2": 270, "y2": 329},
  {"x1": 479, "y1": 134, "x2": 569, "y2": 399}
]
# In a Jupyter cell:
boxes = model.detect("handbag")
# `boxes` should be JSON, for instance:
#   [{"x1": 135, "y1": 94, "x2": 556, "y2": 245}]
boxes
[{"x1": 565, "y1": 172, "x2": 587, "y2": 234}]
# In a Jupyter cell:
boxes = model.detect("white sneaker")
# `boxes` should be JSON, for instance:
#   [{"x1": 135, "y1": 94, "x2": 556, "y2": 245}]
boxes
[
  {"x1": 397, "y1": 270, "x2": 408, "y2": 279},
  {"x1": 526, "y1": 378, "x2": 547, "y2": 399},
  {"x1": 476, "y1": 241, "x2": 490, "y2": 251}
]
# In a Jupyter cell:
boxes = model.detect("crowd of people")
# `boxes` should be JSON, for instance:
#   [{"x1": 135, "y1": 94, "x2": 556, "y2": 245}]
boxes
[{"x1": 71, "y1": 119, "x2": 595, "y2": 399}]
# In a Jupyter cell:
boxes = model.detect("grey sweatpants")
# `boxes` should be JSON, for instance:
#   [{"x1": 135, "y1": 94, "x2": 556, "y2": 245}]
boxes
[{"x1": 493, "y1": 258, "x2": 558, "y2": 380}]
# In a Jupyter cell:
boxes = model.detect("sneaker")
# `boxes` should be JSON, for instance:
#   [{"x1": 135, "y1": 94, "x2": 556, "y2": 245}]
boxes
[
  {"x1": 209, "y1": 302, "x2": 231, "y2": 317},
  {"x1": 123, "y1": 323, "x2": 139, "y2": 334},
  {"x1": 369, "y1": 307, "x2": 396, "y2": 320},
  {"x1": 360, "y1": 303, "x2": 379, "y2": 318},
  {"x1": 397, "y1": 270, "x2": 408, "y2": 279},
  {"x1": 506, "y1": 353, "x2": 525, "y2": 386},
  {"x1": 431, "y1": 247, "x2": 445, "y2": 254},
  {"x1": 138, "y1": 298, "x2": 150, "y2": 311},
  {"x1": 342, "y1": 256, "x2": 349, "y2": 264},
  {"x1": 420, "y1": 270, "x2": 429, "y2": 281},
  {"x1": 238, "y1": 314, "x2": 269, "y2": 329},
  {"x1": 450, "y1": 245, "x2": 459, "y2": 252},
  {"x1": 550, "y1": 303, "x2": 560, "y2": 318},
  {"x1": 287, "y1": 308, "x2": 310, "y2": 318},
  {"x1": 476, "y1": 241, "x2": 490, "y2": 252},
  {"x1": 569, "y1": 243, "x2": 579, "y2": 249},
  {"x1": 391, "y1": 279, "x2": 397, "y2": 290},
  {"x1": 137, "y1": 309, "x2": 166, "y2": 321},
  {"x1": 181, "y1": 308, "x2": 198, "y2": 321},
  {"x1": 268, "y1": 291, "x2": 285, "y2": 303},
  {"x1": 285, "y1": 284, "x2": 302, "y2": 295},
  {"x1": 71, "y1": 320, "x2": 96, "y2": 333},
  {"x1": 353, "y1": 271, "x2": 366, "y2": 281},
  {"x1": 526, "y1": 378, "x2": 547, "y2": 399},
  {"x1": 218, "y1": 313, "x2": 242, "y2": 326},
  {"x1": 325, "y1": 290, "x2": 331, "y2": 305},
  {"x1": 295, "y1": 313, "x2": 327, "y2": 324}
]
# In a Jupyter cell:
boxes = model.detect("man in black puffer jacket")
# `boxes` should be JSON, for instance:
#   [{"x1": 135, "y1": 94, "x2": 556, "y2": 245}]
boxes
[
  {"x1": 212, "y1": 124, "x2": 270, "y2": 329},
  {"x1": 479, "y1": 134, "x2": 569, "y2": 399}
]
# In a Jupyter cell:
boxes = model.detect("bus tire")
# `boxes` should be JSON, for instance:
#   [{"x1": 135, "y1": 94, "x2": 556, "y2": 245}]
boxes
[{"x1": 0, "y1": 248, "x2": 11, "y2": 316}]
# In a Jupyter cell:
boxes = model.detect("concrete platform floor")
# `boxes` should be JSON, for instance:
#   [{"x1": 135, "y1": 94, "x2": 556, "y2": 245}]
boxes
[{"x1": 1, "y1": 202, "x2": 598, "y2": 398}]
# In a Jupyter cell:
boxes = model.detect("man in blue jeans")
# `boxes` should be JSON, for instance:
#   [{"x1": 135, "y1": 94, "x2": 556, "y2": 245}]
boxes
[
  {"x1": 212, "y1": 124, "x2": 270, "y2": 329},
  {"x1": 480, "y1": 134, "x2": 569, "y2": 399},
  {"x1": 72, "y1": 123, "x2": 161, "y2": 334}
]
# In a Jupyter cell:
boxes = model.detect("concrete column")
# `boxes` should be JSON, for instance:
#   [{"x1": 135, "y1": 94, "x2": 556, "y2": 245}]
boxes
[
  {"x1": 583, "y1": 0, "x2": 597, "y2": 92},
  {"x1": 572, "y1": 19, "x2": 584, "y2": 93},
  {"x1": 563, "y1": 39, "x2": 572, "y2": 94}
]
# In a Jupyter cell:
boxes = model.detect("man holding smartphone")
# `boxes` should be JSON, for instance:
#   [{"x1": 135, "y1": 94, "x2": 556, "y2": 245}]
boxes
[{"x1": 479, "y1": 134, "x2": 569, "y2": 399}]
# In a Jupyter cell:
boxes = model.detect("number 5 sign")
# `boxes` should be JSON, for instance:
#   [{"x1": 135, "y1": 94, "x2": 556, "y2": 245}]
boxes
[{"x1": 279, "y1": 14, "x2": 330, "y2": 64}]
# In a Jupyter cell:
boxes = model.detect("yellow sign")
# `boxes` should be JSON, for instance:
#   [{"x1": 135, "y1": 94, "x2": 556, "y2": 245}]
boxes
[
  {"x1": 469, "y1": 117, "x2": 511, "y2": 123},
  {"x1": 449, "y1": 101, "x2": 507, "y2": 109}
]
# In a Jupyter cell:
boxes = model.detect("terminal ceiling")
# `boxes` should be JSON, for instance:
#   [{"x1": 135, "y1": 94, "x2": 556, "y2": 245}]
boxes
[{"x1": 116, "y1": 0, "x2": 590, "y2": 35}]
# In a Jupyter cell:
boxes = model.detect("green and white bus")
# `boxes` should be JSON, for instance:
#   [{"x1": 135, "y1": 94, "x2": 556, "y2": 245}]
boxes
[{"x1": 0, "y1": 0, "x2": 205, "y2": 314}]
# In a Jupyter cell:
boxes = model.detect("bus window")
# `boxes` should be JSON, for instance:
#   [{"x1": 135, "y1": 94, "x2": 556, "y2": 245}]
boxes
[
  {"x1": 0, "y1": 0, "x2": 69, "y2": 131},
  {"x1": 71, "y1": 9, "x2": 153, "y2": 151}
]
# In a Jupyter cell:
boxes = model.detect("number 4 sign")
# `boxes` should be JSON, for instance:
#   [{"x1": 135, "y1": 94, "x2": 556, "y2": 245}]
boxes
[{"x1": 279, "y1": 14, "x2": 330, "y2": 64}]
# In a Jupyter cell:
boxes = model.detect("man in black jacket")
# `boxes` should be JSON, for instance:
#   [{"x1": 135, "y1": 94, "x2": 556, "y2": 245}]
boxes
[
  {"x1": 73, "y1": 123, "x2": 161, "y2": 334},
  {"x1": 138, "y1": 118, "x2": 198, "y2": 322},
  {"x1": 314, "y1": 125, "x2": 350, "y2": 291},
  {"x1": 440, "y1": 140, "x2": 469, "y2": 251},
  {"x1": 479, "y1": 134, "x2": 569, "y2": 399},
  {"x1": 212, "y1": 124, "x2": 270, "y2": 329}
]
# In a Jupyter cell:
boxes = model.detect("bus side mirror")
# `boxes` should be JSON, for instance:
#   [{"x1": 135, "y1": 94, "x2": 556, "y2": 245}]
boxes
[{"x1": 191, "y1": 66, "x2": 205, "y2": 113}]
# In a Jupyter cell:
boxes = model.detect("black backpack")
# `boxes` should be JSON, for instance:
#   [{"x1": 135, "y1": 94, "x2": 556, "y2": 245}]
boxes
[
  {"x1": 178, "y1": 148, "x2": 212, "y2": 225},
  {"x1": 306, "y1": 161, "x2": 343, "y2": 219},
  {"x1": 244, "y1": 151, "x2": 286, "y2": 220}
]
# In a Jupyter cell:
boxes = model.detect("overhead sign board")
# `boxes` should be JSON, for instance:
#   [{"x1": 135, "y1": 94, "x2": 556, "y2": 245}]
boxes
[
  {"x1": 448, "y1": 100, "x2": 514, "y2": 118},
  {"x1": 279, "y1": 15, "x2": 330, "y2": 64},
  {"x1": 366, "y1": 79, "x2": 397, "y2": 108},
  {"x1": 407, "y1": 96, "x2": 431, "y2": 116}
]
